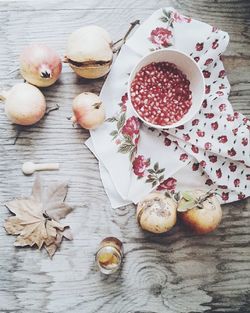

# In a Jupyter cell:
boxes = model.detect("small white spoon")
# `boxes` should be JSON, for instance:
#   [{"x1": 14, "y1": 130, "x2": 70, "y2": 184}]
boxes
[{"x1": 22, "y1": 161, "x2": 59, "y2": 175}]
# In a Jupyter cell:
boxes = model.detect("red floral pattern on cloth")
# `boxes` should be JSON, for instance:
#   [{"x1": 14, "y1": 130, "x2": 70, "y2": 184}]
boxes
[
  {"x1": 94, "y1": 8, "x2": 250, "y2": 206},
  {"x1": 163, "y1": 23, "x2": 250, "y2": 203},
  {"x1": 147, "y1": 9, "x2": 249, "y2": 202},
  {"x1": 149, "y1": 27, "x2": 173, "y2": 48},
  {"x1": 132, "y1": 157, "x2": 165, "y2": 188},
  {"x1": 157, "y1": 177, "x2": 177, "y2": 191},
  {"x1": 196, "y1": 42, "x2": 204, "y2": 51},
  {"x1": 121, "y1": 93, "x2": 128, "y2": 112},
  {"x1": 149, "y1": 9, "x2": 191, "y2": 49},
  {"x1": 107, "y1": 93, "x2": 140, "y2": 160},
  {"x1": 171, "y1": 11, "x2": 191, "y2": 23},
  {"x1": 132, "y1": 155, "x2": 150, "y2": 177},
  {"x1": 122, "y1": 116, "x2": 140, "y2": 138}
]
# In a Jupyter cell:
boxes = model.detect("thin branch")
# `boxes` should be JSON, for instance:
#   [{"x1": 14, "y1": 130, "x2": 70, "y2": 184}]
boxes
[
  {"x1": 13, "y1": 104, "x2": 59, "y2": 145},
  {"x1": 13, "y1": 128, "x2": 22, "y2": 145},
  {"x1": 112, "y1": 20, "x2": 140, "y2": 54},
  {"x1": 45, "y1": 104, "x2": 60, "y2": 115},
  {"x1": 8, "y1": 67, "x2": 19, "y2": 75}
]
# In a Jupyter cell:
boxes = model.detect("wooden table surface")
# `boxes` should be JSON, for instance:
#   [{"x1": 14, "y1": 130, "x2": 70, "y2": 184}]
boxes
[{"x1": 0, "y1": 1, "x2": 249, "y2": 312}]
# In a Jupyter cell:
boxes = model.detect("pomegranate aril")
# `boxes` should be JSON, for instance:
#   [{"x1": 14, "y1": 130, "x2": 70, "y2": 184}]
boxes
[{"x1": 131, "y1": 61, "x2": 192, "y2": 126}]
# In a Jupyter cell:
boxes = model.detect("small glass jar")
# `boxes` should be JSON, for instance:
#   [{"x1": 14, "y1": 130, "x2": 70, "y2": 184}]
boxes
[{"x1": 96, "y1": 237, "x2": 123, "y2": 274}]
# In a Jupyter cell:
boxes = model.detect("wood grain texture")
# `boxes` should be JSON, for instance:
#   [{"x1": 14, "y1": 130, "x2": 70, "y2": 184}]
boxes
[{"x1": 0, "y1": 1, "x2": 249, "y2": 312}]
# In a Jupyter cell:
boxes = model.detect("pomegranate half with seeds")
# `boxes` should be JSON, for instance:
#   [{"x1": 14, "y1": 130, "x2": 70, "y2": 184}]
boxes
[{"x1": 128, "y1": 49, "x2": 205, "y2": 129}]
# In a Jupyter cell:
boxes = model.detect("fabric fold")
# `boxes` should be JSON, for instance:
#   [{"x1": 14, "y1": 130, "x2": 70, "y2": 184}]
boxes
[{"x1": 86, "y1": 7, "x2": 250, "y2": 208}]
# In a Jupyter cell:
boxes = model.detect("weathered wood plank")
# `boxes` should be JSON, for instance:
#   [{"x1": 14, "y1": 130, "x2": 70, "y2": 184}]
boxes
[{"x1": 0, "y1": 1, "x2": 249, "y2": 313}]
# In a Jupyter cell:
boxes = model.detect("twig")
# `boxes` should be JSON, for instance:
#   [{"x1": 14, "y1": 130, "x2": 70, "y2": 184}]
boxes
[
  {"x1": 8, "y1": 67, "x2": 19, "y2": 75},
  {"x1": 13, "y1": 128, "x2": 22, "y2": 145},
  {"x1": 112, "y1": 38, "x2": 123, "y2": 47},
  {"x1": 13, "y1": 104, "x2": 59, "y2": 145},
  {"x1": 112, "y1": 20, "x2": 140, "y2": 54},
  {"x1": 13, "y1": 124, "x2": 28, "y2": 145},
  {"x1": 45, "y1": 104, "x2": 60, "y2": 115},
  {"x1": 198, "y1": 189, "x2": 214, "y2": 203}
]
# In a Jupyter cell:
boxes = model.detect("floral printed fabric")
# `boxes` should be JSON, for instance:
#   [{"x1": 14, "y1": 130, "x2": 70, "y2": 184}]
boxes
[{"x1": 86, "y1": 7, "x2": 250, "y2": 208}]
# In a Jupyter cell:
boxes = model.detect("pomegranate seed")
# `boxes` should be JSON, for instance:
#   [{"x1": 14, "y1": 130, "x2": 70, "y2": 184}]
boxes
[{"x1": 130, "y1": 62, "x2": 192, "y2": 126}]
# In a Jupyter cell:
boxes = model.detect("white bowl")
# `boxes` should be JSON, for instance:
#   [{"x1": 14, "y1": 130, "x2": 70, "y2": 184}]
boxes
[{"x1": 128, "y1": 49, "x2": 205, "y2": 129}]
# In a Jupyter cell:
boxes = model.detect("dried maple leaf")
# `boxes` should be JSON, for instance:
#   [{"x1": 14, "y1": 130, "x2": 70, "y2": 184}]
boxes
[{"x1": 4, "y1": 175, "x2": 73, "y2": 258}]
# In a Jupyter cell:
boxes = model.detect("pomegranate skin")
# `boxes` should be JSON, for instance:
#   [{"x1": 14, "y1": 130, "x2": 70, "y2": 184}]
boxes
[
  {"x1": 4, "y1": 83, "x2": 46, "y2": 125},
  {"x1": 178, "y1": 191, "x2": 222, "y2": 234},
  {"x1": 137, "y1": 192, "x2": 177, "y2": 234},
  {"x1": 20, "y1": 44, "x2": 62, "y2": 87},
  {"x1": 180, "y1": 208, "x2": 222, "y2": 234},
  {"x1": 72, "y1": 92, "x2": 105, "y2": 129},
  {"x1": 65, "y1": 25, "x2": 113, "y2": 79}
]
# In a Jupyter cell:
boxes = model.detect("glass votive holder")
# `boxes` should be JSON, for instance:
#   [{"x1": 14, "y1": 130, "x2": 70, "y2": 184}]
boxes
[{"x1": 96, "y1": 237, "x2": 123, "y2": 275}]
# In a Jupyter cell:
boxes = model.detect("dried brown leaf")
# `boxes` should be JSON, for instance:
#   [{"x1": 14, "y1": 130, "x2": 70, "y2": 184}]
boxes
[
  {"x1": 31, "y1": 174, "x2": 45, "y2": 202},
  {"x1": 14, "y1": 236, "x2": 34, "y2": 247},
  {"x1": 46, "y1": 203, "x2": 73, "y2": 221},
  {"x1": 62, "y1": 228, "x2": 73, "y2": 241},
  {"x1": 55, "y1": 232, "x2": 63, "y2": 246},
  {"x1": 45, "y1": 243, "x2": 57, "y2": 258},
  {"x1": 19, "y1": 222, "x2": 41, "y2": 238},
  {"x1": 4, "y1": 175, "x2": 73, "y2": 257},
  {"x1": 44, "y1": 227, "x2": 73, "y2": 258},
  {"x1": 4, "y1": 217, "x2": 24, "y2": 235},
  {"x1": 44, "y1": 235, "x2": 57, "y2": 247},
  {"x1": 6, "y1": 198, "x2": 42, "y2": 219},
  {"x1": 45, "y1": 182, "x2": 68, "y2": 205}
]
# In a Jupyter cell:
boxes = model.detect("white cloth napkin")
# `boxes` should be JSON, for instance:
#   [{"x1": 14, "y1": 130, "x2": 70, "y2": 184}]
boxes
[{"x1": 86, "y1": 8, "x2": 250, "y2": 208}]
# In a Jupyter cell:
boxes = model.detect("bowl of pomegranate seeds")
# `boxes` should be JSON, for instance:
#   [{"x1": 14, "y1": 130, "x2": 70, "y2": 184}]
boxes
[{"x1": 128, "y1": 49, "x2": 205, "y2": 128}]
